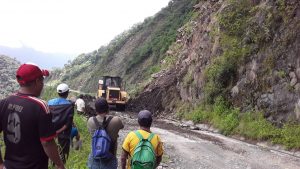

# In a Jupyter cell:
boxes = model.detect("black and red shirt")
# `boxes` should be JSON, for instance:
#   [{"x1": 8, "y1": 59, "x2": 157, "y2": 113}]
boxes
[{"x1": 0, "y1": 93, "x2": 56, "y2": 169}]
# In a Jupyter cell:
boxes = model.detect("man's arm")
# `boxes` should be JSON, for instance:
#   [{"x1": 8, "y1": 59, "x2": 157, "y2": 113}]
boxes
[
  {"x1": 0, "y1": 148, "x2": 3, "y2": 169},
  {"x1": 56, "y1": 125, "x2": 67, "y2": 134},
  {"x1": 41, "y1": 139, "x2": 65, "y2": 169},
  {"x1": 156, "y1": 155, "x2": 162, "y2": 168},
  {"x1": 121, "y1": 149, "x2": 129, "y2": 169}
]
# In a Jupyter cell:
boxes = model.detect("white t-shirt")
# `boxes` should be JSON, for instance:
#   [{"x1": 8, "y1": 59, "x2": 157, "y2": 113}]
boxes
[{"x1": 75, "y1": 98, "x2": 85, "y2": 112}]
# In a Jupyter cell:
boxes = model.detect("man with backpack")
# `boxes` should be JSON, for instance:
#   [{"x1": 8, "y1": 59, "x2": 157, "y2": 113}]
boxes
[
  {"x1": 87, "y1": 97, "x2": 124, "y2": 169},
  {"x1": 48, "y1": 83, "x2": 74, "y2": 164},
  {"x1": 121, "y1": 110, "x2": 164, "y2": 169}
]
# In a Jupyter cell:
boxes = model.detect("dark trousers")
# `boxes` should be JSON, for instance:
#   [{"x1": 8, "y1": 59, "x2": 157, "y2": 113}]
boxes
[{"x1": 58, "y1": 137, "x2": 71, "y2": 164}]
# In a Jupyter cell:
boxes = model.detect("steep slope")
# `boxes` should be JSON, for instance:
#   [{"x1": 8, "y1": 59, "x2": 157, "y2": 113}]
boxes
[{"x1": 0, "y1": 55, "x2": 20, "y2": 98}]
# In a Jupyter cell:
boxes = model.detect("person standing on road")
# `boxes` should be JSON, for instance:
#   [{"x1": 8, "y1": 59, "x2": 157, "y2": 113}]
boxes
[
  {"x1": 121, "y1": 110, "x2": 164, "y2": 169},
  {"x1": 75, "y1": 94, "x2": 85, "y2": 115},
  {"x1": 0, "y1": 63, "x2": 65, "y2": 169},
  {"x1": 87, "y1": 98, "x2": 124, "y2": 169},
  {"x1": 48, "y1": 83, "x2": 74, "y2": 164}
]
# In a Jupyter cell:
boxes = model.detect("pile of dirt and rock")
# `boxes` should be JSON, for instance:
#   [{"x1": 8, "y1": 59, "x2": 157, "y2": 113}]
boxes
[{"x1": 127, "y1": 68, "x2": 180, "y2": 116}]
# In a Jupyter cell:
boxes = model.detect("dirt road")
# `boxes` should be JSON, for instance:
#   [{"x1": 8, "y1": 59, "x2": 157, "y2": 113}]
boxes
[{"x1": 116, "y1": 112, "x2": 300, "y2": 169}]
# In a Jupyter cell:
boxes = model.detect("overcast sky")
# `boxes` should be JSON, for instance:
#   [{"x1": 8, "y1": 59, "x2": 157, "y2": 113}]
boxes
[{"x1": 0, "y1": 0, "x2": 170, "y2": 57}]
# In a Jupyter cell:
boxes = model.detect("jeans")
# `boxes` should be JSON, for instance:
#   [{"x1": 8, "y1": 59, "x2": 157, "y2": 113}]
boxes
[{"x1": 87, "y1": 153, "x2": 118, "y2": 169}]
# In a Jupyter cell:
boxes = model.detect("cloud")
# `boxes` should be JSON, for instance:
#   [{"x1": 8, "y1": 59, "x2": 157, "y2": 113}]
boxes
[{"x1": 0, "y1": 0, "x2": 170, "y2": 56}]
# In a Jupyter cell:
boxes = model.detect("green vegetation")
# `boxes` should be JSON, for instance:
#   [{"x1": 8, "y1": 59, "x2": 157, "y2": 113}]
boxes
[
  {"x1": 183, "y1": 0, "x2": 300, "y2": 150},
  {"x1": 185, "y1": 96, "x2": 300, "y2": 149},
  {"x1": 146, "y1": 65, "x2": 161, "y2": 76},
  {"x1": 183, "y1": 71, "x2": 194, "y2": 87},
  {"x1": 276, "y1": 70, "x2": 286, "y2": 78},
  {"x1": 48, "y1": 114, "x2": 90, "y2": 169},
  {"x1": 273, "y1": 124, "x2": 300, "y2": 149},
  {"x1": 0, "y1": 55, "x2": 20, "y2": 99},
  {"x1": 41, "y1": 86, "x2": 58, "y2": 101},
  {"x1": 126, "y1": 0, "x2": 200, "y2": 73},
  {"x1": 204, "y1": 0, "x2": 253, "y2": 103},
  {"x1": 65, "y1": 115, "x2": 91, "y2": 169}
]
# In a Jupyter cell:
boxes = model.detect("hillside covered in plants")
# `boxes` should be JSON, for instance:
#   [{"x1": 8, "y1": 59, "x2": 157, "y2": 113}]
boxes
[
  {"x1": 0, "y1": 55, "x2": 20, "y2": 99},
  {"x1": 48, "y1": 0, "x2": 300, "y2": 148}
]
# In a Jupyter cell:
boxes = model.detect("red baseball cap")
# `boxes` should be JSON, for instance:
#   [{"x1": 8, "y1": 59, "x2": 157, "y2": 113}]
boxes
[{"x1": 16, "y1": 63, "x2": 49, "y2": 85}]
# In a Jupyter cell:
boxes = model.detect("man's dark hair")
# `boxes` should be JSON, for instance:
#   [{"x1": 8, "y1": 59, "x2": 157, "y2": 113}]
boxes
[
  {"x1": 137, "y1": 110, "x2": 152, "y2": 128},
  {"x1": 78, "y1": 94, "x2": 83, "y2": 99},
  {"x1": 138, "y1": 118, "x2": 152, "y2": 128},
  {"x1": 95, "y1": 97, "x2": 109, "y2": 113},
  {"x1": 18, "y1": 77, "x2": 43, "y2": 87},
  {"x1": 58, "y1": 91, "x2": 69, "y2": 98}
]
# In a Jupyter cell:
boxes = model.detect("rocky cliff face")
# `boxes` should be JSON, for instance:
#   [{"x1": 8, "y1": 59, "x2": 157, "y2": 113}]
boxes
[
  {"x1": 130, "y1": 0, "x2": 300, "y2": 125},
  {"x1": 0, "y1": 55, "x2": 20, "y2": 99}
]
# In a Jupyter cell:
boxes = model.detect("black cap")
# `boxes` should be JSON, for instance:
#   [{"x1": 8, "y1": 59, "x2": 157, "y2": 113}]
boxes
[
  {"x1": 138, "y1": 110, "x2": 152, "y2": 127},
  {"x1": 95, "y1": 98, "x2": 109, "y2": 113}
]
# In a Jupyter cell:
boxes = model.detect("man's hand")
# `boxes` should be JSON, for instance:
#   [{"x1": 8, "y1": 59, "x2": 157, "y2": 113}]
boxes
[
  {"x1": 56, "y1": 164, "x2": 65, "y2": 169},
  {"x1": 56, "y1": 125, "x2": 67, "y2": 134},
  {"x1": 0, "y1": 148, "x2": 4, "y2": 169},
  {"x1": 41, "y1": 139, "x2": 65, "y2": 169},
  {"x1": 121, "y1": 149, "x2": 129, "y2": 169}
]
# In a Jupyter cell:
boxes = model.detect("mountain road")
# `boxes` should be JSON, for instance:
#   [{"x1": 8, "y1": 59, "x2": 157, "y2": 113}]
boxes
[{"x1": 116, "y1": 111, "x2": 300, "y2": 169}]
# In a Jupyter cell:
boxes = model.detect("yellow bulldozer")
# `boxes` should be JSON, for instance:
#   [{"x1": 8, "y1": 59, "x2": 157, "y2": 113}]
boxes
[{"x1": 97, "y1": 76, "x2": 128, "y2": 111}]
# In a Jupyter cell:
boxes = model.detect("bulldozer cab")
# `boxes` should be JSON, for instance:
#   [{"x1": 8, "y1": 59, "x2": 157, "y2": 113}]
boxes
[
  {"x1": 97, "y1": 76, "x2": 128, "y2": 111},
  {"x1": 103, "y1": 76, "x2": 121, "y2": 88}
]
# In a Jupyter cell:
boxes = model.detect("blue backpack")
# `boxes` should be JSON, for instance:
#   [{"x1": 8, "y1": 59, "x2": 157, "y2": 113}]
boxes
[{"x1": 92, "y1": 116, "x2": 113, "y2": 159}]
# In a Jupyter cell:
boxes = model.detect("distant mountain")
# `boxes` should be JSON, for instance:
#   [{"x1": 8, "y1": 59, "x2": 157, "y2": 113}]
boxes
[
  {"x1": 0, "y1": 45, "x2": 76, "y2": 69},
  {"x1": 0, "y1": 55, "x2": 20, "y2": 99}
]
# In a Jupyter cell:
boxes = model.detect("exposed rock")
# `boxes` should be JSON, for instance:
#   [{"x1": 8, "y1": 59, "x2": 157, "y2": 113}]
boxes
[
  {"x1": 295, "y1": 99, "x2": 300, "y2": 120},
  {"x1": 231, "y1": 85, "x2": 239, "y2": 97},
  {"x1": 291, "y1": 78, "x2": 298, "y2": 86},
  {"x1": 184, "y1": 120, "x2": 194, "y2": 126},
  {"x1": 289, "y1": 72, "x2": 296, "y2": 79},
  {"x1": 257, "y1": 94, "x2": 274, "y2": 109},
  {"x1": 295, "y1": 83, "x2": 300, "y2": 92},
  {"x1": 190, "y1": 126, "x2": 200, "y2": 130},
  {"x1": 296, "y1": 68, "x2": 300, "y2": 79}
]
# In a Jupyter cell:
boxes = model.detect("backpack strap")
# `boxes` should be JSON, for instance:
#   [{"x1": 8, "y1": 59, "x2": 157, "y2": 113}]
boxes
[
  {"x1": 93, "y1": 117, "x2": 102, "y2": 129},
  {"x1": 103, "y1": 116, "x2": 113, "y2": 129},
  {"x1": 147, "y1": 133, "x2": 155, "y2": 142},
  {"x1": 93, "y1": 116, "x2": 113, "y2": 130},
  {"x1": 134, "y1": 130, "x2": 155, "y2": 142}
]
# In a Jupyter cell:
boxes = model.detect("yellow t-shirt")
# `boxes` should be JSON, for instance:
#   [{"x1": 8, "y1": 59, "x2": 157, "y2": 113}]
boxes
[{"x1": 122, "y1": 129, "x2": 164, "y2": 169}]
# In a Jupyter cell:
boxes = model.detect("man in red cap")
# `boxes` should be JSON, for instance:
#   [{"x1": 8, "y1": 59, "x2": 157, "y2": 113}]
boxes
[{"x1": 0, "y1": 63, "x2": 65, "y2": 169}]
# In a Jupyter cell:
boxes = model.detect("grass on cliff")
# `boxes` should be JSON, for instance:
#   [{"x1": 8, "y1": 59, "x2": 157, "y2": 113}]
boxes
[{"x1": 185, "y1": 97, "x2": 300, "y2": 150}]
